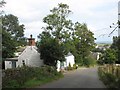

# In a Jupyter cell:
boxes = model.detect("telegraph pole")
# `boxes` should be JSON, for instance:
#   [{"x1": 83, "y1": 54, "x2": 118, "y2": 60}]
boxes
[{"x1": 118, "y1": 1, "x2": 120, "y2": 36}]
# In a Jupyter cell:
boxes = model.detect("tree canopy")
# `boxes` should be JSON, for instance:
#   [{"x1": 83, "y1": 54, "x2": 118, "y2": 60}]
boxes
[
  {"x1": 2, "y1": 14, "x2": 27, "y2": 58},
  {"x1": 43, "y1": 3, "x2": 73, "y2": 42},
  {"x1": 73, "y1": 22, "x2": 95, "y2": 62},
  {"x1": 98, "y1": 36, "x2": 119, "y2": 64},
  {"x1": 37, "y1": 3, "x2": 96, "y2": 66},
  {"x1": 110, "y1": 36, "x2": 120, "y2": 63},
  {"x1": 37, "y1": 31, "x2": 65, "y2": 67}
]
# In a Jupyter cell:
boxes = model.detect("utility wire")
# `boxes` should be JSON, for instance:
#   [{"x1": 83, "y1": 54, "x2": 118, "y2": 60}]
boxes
[{"x1": 108, "y1": 26, "x2": 118, "y2": 37}]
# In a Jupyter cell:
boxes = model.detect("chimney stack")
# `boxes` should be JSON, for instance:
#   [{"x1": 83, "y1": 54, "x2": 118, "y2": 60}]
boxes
[{"x1": 28, "y1": 34, "x2": 35, "y2": 46}]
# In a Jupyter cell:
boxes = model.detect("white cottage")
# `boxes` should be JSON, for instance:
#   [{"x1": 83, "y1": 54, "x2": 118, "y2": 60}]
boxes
[
  {"x1": 57, "y1": 52, "x2": 75, "y2": 72},
  {"x1": 4, "y1": 35, "x2": 75, "y2": 71},
  {"x1": 5, "y1": 35, "x2": 43, "y2": 69}
]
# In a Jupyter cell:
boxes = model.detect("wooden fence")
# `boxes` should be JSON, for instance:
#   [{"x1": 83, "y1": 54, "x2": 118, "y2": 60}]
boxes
[{"x1": 99, "y1": 64, "x2": 120, "y2": 78}]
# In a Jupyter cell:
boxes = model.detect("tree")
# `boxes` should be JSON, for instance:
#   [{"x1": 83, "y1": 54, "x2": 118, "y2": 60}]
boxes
[
  {"x1": 72, "y1": 22, "x2": 96, "y2": 65},
  {"x1": 43, "y1": 3, "x2": 73, "y2": 43},
  {"x1": 99, "y1": 49, "x2": 117, "y2": 64},
  {"x1": 0, "y1": 0, "x2": 6, "y2": 7},
  {"x1": 37, "y1": 3, "x2": 74, "y2": 66},
  {"x1": 37, "y1": 31, "x2": 65, "y2": 67},
  {"x1": 111, "y1": 36, "x2": 119, "y2": 50},
  {"x1": 117, "y1": 36, "x2": 120, "y2": 63},
  {"x1": 110, "y1": 36, "x2": 120, "y2": 63},
  {"x1": 98, "y1": 36, "x2": 119, "y2": 64},
  {"x1": 0, "y1": 0, "x2": 6, "y2": 15},
  {"x1": 2, "y1": 14, "x2": 26, "y2": 58}
]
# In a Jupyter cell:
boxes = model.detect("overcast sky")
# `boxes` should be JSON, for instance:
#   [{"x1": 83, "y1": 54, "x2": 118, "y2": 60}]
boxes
[{"x1": 3, "y1": 0, "x2": 119, "y2": 43}]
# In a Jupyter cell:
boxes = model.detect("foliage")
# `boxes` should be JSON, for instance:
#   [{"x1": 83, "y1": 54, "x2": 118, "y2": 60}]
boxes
[
  {"x1": 110, "y1": 36, "x2": 120, "y2": 63},
  {"x1": 73, "y1": 64, "x2": 78, "y2": 69},
  {"x1": 111, "y1": 36, "x2": 119, "y2": 50},
  {"x1": 37, "y1": 33, "x2": 65, "y2": 67},
  {"x1": 83, "y1": 55, "x2": 96, "y2": 67},
  {"x1": 2, "y1": 14, "x2": 27, "y2": 58},
  {"x1": 98, "y1": 36, "x2": 119, "y2": 65},
  {"x1": 72, "y1": 22, "x2": 96, "y2": 64},
  {"x1": 42, "y1": 3, "x2": 73, "y2": 42},
  {"x1": 2, "y1": 65, "x2": 63, "y2": 88},
  {"x1": 92, "y1": 48, "x2": 104, "y2": 53},
  {"x1": 38, "y1": 3, "x2": 74, "y2": 55},
  {"x1": 0, "y1": 0, "x2": 6, "y2": 15},
  {"x1": 66, "y1": 63, "x2": 78, "y2": 71},
  {"x1": 98, "y1": 65, "x2": 120, "y2": 88},
  {"x1": 0, "y1": 0, "x2": 6, "y2": 7},
  {"x1": 38, "y1": 3, "x2": 96, "y2": 67},
  {"x1": 67, "y1": 63, "x2": 73, "y2": 71},
  {"x1": 98, "y1": 49, "x2": 118, "y2": 64}
]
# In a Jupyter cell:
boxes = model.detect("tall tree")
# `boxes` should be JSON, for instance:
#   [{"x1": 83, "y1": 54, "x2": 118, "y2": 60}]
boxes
[
  {"x1": 2, "y1": 14, "x2": 26, "y2": 58},
  {"x1": 43, "y1": 3, "x2": 73, "y2": 43},
  {"x1": 37, "y1": 31, "x2": 65, "y2": 67},
  {"x1": 72, "y1": 22, "x2": 96, "y2": 64},
  {"x1": 0, "y1": 0, "x2": 6, "y2": 7},
  {"x1": 0, "y1": 0, "x2": 6, "y2": 15},
  {"x1": 111, "y1": 36, "x2": 119, "y2": 50},
  {"x1": 38, "y1": 3, "x2": 96, "y2": 66},
  {"x1": 110, "y1": 36, "x2": 120, "y2": 63},
  {"x1": 99, "y1": 48, "x2": 117, "y2": 64}
]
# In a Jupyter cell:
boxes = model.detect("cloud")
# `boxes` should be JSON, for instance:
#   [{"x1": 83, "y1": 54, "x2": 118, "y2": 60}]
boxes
[{"x1": 3, "y1": 0, "x2": 119, "y2": 42}]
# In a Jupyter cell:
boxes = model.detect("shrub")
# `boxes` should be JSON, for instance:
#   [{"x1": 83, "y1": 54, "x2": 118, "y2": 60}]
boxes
[
  {"x1": 73, "y1": 64, "x2": 78, "y2": 69},
  {"x1": 67, "y1": 63, "x2": 73, "y2": 71},
  {"x1": 2, "y1": 65, "x2": 63, "y2": 88},
  {"x1": 98, "y1": 65, "x2": 120, "y2": 88},
  {"x1": 83, "y1": 56, "x2": 96, "y2": 67}
]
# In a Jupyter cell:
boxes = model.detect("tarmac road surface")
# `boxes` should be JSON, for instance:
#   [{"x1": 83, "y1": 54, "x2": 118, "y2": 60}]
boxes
[{"x1": 37, "y1": 67, "x2": 106, "y2": 88}]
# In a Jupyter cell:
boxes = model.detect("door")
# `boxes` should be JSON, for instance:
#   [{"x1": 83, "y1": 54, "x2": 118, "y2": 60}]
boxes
[{"x1": 12, "y1": 61, "x2": 16, "y2": 68}]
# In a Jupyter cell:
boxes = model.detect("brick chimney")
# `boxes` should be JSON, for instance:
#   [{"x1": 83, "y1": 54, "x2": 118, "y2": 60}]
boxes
[{"x1": 28, "y1": 34, "x2": 35, "y2": 46}]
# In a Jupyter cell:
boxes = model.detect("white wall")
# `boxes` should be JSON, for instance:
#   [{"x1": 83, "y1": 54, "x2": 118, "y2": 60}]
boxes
[
  {"x1": 5, "y1": 61, "x2": 12, "y2": 69},
  {"x1": 56, "y1": 61, "x2": 61, "y2": 72},
  {"x1": 57, "y1": 55, "x2": 75, "y2": 72},
  {"x1": 17, "y1": 46, "x2": 43, "y2": 67},
  {"x1": 5, "y1": 61, "x2": 18, "y2": 69},
  {"x1": 65, "y1": 55, "x2": 75, "y2": 67}
]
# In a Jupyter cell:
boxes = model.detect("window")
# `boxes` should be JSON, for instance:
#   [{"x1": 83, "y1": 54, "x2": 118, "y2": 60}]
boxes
[{"x1": 22, "y1": 60, "x2": 25, "y2": 66}]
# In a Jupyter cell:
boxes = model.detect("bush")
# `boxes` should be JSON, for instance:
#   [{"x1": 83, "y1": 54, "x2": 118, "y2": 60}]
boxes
[
  {"x1": 67, "y1": 63, "x2": 73, "y2": 71},
  {"x1": 73, "y1": 64, "x2": 78, "y2": 69},
  {"x1": 2, "y1": 65, "x2": 63, "y2": 88},
  {"x1": 98, "y1": 66, "x2": 120, "y2": 88},
  {"x1": 83, "y1": 56, "x2": 96, "y2": 67}
]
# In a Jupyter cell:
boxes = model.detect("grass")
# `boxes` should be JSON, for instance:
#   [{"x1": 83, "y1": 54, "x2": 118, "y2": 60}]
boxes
[
  {"x1": 2, "y1": 66, "x2": 64, "y2": 89},
  {"x1": 23, "y1": 74, "x2": 64, "y2": 88}
]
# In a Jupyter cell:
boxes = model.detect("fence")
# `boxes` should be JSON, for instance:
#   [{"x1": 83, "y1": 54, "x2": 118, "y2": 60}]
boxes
[
  {"x1": 99, "y1": 64, "x2": 120, "y2": 77},
  {"x1": 98, "y1": 64, "x2": 120, "y2": 88}
]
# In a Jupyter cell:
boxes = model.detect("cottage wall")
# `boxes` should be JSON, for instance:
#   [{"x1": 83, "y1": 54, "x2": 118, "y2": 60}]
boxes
[
  {"x1": 5, "y1": 61, "x2": 11, "y2": 69},
  {"x1": 57, "y1": 54, "x2": 75, "y2": 72},
  {"x1": 65, "y1": 55, "x2": 75, "y2": 67},
  {"x1": 17, "y1": 46, "x2": 43, "y2": 67},
  {"x1": 5, "y1": 61, "x2": 18, "y2": 69}
]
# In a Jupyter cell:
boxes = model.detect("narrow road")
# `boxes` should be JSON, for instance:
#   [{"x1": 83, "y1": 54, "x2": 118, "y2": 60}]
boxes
[{"x1": 38, "y1": 67, "x2": 106, "y2": 88}]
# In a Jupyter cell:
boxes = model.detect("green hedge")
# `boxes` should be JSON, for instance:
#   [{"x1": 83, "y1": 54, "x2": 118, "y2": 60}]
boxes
[
  {"x1": 2, "y1": 65, "x2": 63, "y2": 88},
  {"x1": 98, "y1": 65, "x2": 120, "y2": 88}
]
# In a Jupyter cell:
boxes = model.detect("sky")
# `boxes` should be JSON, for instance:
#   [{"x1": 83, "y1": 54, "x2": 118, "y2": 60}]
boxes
[{"x1": 2, "y1": 0, "x2": 119, "y2": 43}]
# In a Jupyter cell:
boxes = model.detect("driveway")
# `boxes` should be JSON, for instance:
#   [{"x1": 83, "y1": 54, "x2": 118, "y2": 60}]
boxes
[{"x1": 38, "y1": 67, "x2": 106, "y2": 88}]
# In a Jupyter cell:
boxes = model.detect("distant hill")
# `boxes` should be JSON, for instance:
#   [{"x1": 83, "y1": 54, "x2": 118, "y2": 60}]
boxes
[{"x1": 95, "y1": 41, "x2": 112, "y2": 44}]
